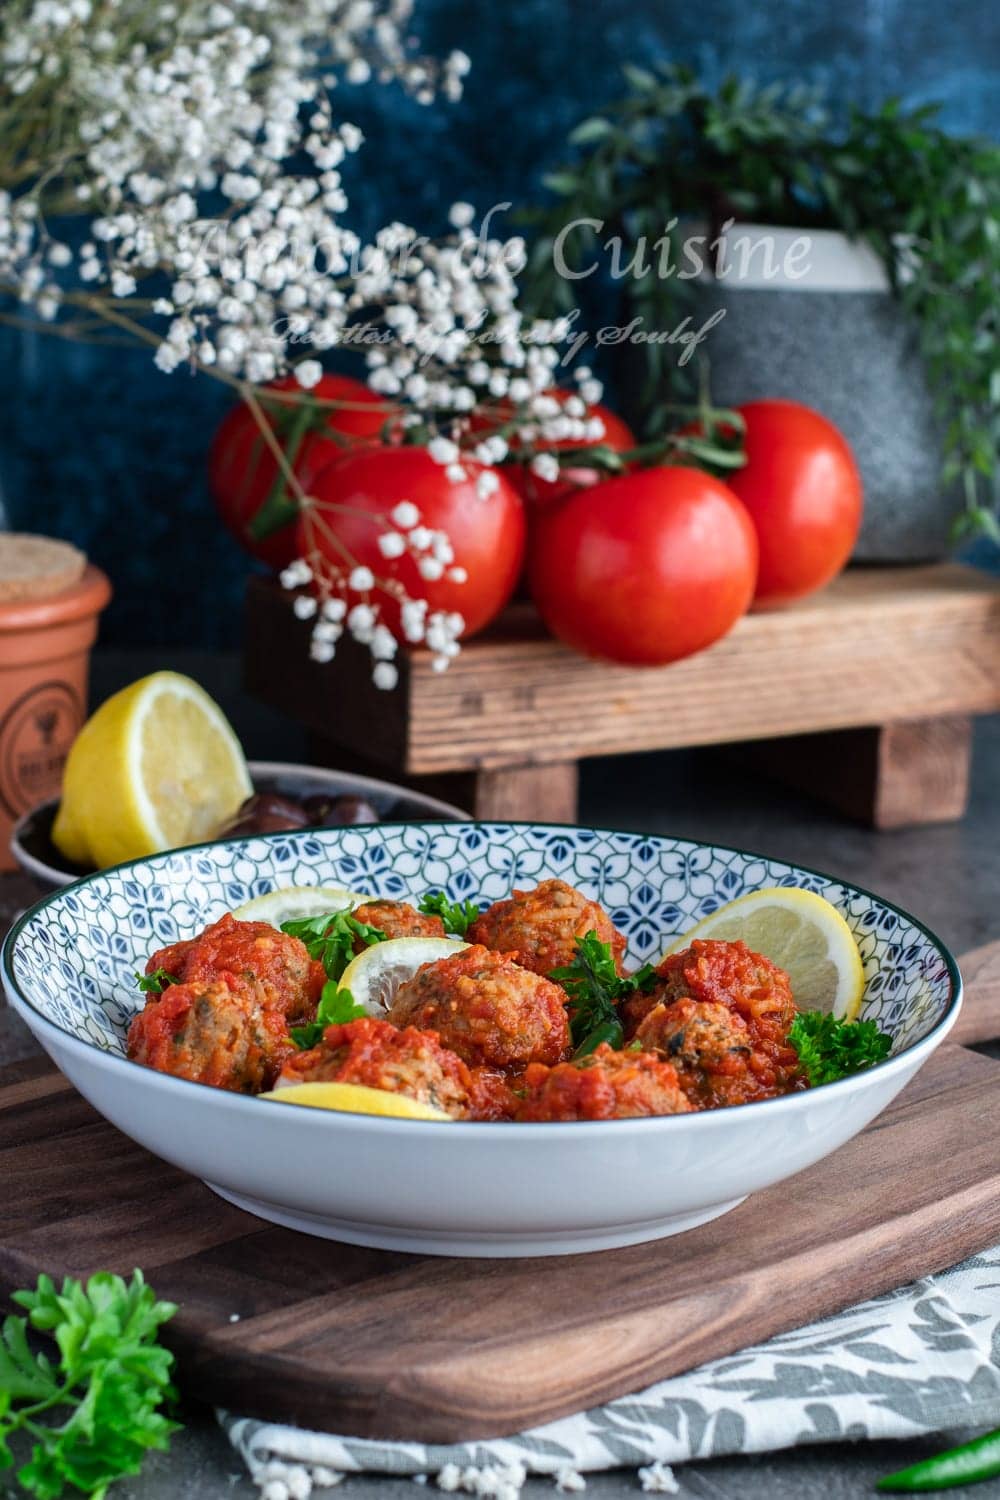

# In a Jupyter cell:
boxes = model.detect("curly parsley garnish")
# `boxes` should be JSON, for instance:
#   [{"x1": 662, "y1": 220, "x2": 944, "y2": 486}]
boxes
[
  {"x1": 0, "y1": 1270, "x2": 178, "y2": 1499},
  {"x1": 418, "y1": 891, "x2": 480, "y2": 938},
  {"x1": 550, "y1": 932, "x2": 659, "y2": 1059},
  {"x1": 281, "y1": 908, "x2": 384, "y2": 1049},
  {"x1": 789, "y1": 1011, "x2": 892, "y2": 1086},
  {"x1": 280, "y1": 908, "x2": 386, "y2": 982},
  {"x1": 134, "y1": 968, "x2": 178, "y2": 995},
  {"x1": 290, "y1": 982, "x2": 367, "y2": 1050}
]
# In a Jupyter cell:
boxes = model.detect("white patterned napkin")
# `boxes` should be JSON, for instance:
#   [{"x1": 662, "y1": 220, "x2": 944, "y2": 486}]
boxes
[{"x1": 222, "y1": 1245, "x2": 1000, "y2": 1499}]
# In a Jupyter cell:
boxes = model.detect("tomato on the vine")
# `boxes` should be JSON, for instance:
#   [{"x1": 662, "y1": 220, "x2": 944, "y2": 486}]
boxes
[
  {"x1": 529, "y1": 466, "x2": 758, "y2": 665},
  {"x1": 209, "y1": 373, "x2": 392, "y2": 568},
  {"x1": 299, "y1": 445, "x2": 526, "y2": 640},
  {"x1": 471, "y1": 390, "x2": 636, "y2": 506},
  {"x1": 725, "y1": 400, "x2": 863, "y2": 605}
]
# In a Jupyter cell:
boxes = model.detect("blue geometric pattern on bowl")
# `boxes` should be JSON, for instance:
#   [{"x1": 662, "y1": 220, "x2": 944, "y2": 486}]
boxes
[{"x1": 5, "y1": 823, "x2": 955, "y2": 1060}]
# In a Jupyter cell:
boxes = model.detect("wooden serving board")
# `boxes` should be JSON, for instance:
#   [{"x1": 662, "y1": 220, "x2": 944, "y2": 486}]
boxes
[
  {"x1": 3, "y1": 942, "x2": 1000, "y2": 1444},
  {"x1": 245, "y1": 563, "x2": 1000, "y2": 828}
]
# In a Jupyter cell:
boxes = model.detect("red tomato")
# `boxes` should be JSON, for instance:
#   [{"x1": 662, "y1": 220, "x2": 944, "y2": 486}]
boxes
[
  {"x1": 471, "y1": 391, "x2": 636, "y2": 506},
  {"x1": 299, "y1": 446, "x2": 526, "y2": 640},
  {"x1": 529, "y1": 467, "x2": 758, "y2": 666},
  {"x1": 209, "y1": 374, "x2": 392, "y2": 568},
  {"x1": 726, "y1": 400, "x2": 863, "y2": 606}
]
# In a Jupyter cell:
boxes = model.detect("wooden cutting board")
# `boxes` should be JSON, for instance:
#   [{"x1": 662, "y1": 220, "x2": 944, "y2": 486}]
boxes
[{"x1": 3, "y1": 941, "x2": 1000, "y2": 1444}]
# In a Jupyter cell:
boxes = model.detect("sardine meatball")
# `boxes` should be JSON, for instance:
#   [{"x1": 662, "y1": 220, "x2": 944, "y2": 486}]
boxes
[
  {"x1": 146, "y1": 912, "x2": 321, "y2": 1025},
  {"x1": 387, "y1": 944, "x2": 571, "y2": 1070},
  {"x1": 127, "y1": 980, "x2": 291, "y2": 1094},
  {"x1": 515, "y1": 1044, "x2": 692, "y2": 1121},
  {"x1": 351, "y1": 899, "x2": 446, "y2": 946},
  {"x1": 626, "y1": 930, "x2": 797, "y2": 1074},
  {"x1": 634, "y1": 998, "x2": 762, "y2": 1108},
  {"x1": 277, "y1": 1016, "x2": 473, "y2": 1118},
  {"x1": 467, "y1": 878, "x2": 626, "y2": 978}
]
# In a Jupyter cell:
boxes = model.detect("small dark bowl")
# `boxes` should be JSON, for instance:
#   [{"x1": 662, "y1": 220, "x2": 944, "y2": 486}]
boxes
[{"x1": 10, "y1": 759, "x2": 467, "y2": 889}]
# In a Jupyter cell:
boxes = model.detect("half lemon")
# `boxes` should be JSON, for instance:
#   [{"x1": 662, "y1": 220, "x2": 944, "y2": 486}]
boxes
[
  {"x1": 53, "y1": 671, "x2": 252, "y2": 870},
  {"x1": 662, "y1": 886, "x2": 865, "y2": 1020},
  {"x1": 233, "y1": 885, "x2": 372, "y2": 925},
  {"x1": 341, "y1": 936, "x2": 468, "y2": 1016},
  {"x1": 261, "y1": 1082, "x2": 452, "y2": 1120}
]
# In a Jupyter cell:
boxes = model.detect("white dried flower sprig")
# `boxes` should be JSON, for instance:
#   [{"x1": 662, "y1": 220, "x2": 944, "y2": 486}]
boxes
[
  {"x1": 0, "y1": 0, "x2": 617, "y2": 689},
  {"x1": 280, "y1": 496, "x2": 465, "y2": 685}
]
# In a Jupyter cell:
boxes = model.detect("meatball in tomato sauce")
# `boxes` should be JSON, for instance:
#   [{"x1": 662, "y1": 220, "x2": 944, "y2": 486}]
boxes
[
  {"x1": 623, "y1": 938, "x2": 797, "y2": 1082},
  {"x1": 387, "y1": 944, "x2": 571, "y2": 1071},
  {"x1": 277, "y1": 1015, "x2": 473, "y2": 1118},
  {"x1": 146, "y1": 912, "x2": 321, "y2": 1026},
  {"x1": 467, "y1": 878, "x2": 626, "y2": 978},
  {"x1": 127, "y1": 980, "x2": 292, "y2": 1093},
  {"x1": 516, "y1": 1044, "x2": 692, "y2": 1121},
  {"x1": 633, "y1": 997, "x2": 778, "y2": 1108},
  {"x1": 351, "y1": 900, "x2": 446, "y2": 946}
]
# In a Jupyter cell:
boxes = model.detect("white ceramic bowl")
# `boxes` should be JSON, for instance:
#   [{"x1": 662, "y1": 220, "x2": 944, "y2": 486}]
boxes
[{"x1": 2, "y1": 822, "x2": 961, "y2": 1257}]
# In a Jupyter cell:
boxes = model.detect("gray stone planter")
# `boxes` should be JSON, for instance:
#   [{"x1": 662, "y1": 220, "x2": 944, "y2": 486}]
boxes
[{"x1": 658, "y1": 225, "x2": 960, "y2": 561}]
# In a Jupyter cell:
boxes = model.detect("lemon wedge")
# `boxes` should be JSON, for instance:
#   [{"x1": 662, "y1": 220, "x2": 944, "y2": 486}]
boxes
[
  {"x1": 233, "y1": 885, "x2": 372, "y2": 925},
  {"x1": 261, "y1": 1082, "x2": 452, "y2": 1120},
  {"x1": 53, "y1": 671, "x2": 252, "y2": 870},
  {"x1": 341, "y1": 936, "x2": 468, "y2": 1016},
  {"x1": 663, "y1": 886, "x2": 866, "y2": 1020}
]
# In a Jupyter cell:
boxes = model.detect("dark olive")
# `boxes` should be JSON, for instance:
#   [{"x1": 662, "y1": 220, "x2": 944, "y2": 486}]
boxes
[
  {"x1": 217, "y1": 791, "x2": 310, "y2": 837},
  {"x1": 222, "y1": 812, "x2": 305, "y2": 837},
  {"x1": 300, "y1": 794, "x2": 337, "y2": 823},
  {"x1": 303, "y1": 793, "x2": 380, "y2": 827}
]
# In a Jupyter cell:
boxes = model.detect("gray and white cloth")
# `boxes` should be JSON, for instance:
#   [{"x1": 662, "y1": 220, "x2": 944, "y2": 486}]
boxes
[{"x1": 222, "y1": 1244, "x2": 1000, "y2": 1498}]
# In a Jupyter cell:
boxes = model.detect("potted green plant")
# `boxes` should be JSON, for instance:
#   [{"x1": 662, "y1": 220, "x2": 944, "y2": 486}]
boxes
[{"x1": 523, "y1": 65, "x2": 1000, "y2": 559}]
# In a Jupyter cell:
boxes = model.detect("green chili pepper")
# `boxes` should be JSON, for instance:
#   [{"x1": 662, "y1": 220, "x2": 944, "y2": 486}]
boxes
[{"x1": 877, "y1": 1429, "x2": 1000, "y2": 1491}]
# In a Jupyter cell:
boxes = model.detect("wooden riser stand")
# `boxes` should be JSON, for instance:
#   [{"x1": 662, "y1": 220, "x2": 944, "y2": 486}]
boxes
[{"x1": 244, "y1": 564, "x2": 1000, "y2": 829}]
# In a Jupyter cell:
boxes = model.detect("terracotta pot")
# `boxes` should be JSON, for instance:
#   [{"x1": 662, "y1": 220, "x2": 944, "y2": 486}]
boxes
[{"x1": 0, "y1": 565, "x2": 111, "y2": 871}]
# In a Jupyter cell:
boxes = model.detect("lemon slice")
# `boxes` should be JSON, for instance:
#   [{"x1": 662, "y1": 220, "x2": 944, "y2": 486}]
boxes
[
  {"x1": 663, "y1": 887, "x2": 865, "y2": 1020},
  {"x1": 53, "y1": 671, "x2": 252, "y2": 870},
  {"x1": 261, "y1": 1082, "x2": 451, "y2": 1120},
  {"x1": 341, "y1": 936, "x2": 468, "y2": 1016},
  {"x1": 233, "y1": 886, "x2": 372, "y2": 925}
]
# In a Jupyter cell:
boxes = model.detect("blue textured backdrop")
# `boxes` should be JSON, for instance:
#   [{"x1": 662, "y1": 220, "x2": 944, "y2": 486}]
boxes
[{"x1": 2, "y1": 0, "x2": 998, "y2": 645}]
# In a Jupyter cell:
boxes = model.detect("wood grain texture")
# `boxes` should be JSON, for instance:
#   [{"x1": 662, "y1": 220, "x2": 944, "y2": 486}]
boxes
[
  {"x1": 470, "y1": 762, "x2": 579, "y2": 821},
  {"x1": 3, "y1": 939, "x2": 1000, "y2": 1442},
  {"x1": 951, "y1": 940, "x2": 1000, "y2": 1047},
  {"x1": 872, "y1": 717, "x2": 973, "y2": 828},
  {"x1": 733, "y1": 715, "x2": 973, "y2": 829},
  {"x1": 245, "y1": 565, "x2": 1000, "y2": 776}
]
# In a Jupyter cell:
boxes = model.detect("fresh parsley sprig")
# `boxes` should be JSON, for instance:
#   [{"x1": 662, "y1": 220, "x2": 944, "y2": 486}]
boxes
[
  {"x1": 133, "y1": 968, "x2": 178, "y2": 995},
  {"x1": 280, "y1": 908, "x2": 386, "y2": 982},
  {"x1": 0, "y1": 1270, "x2": 179, "y2": 1499},
  {"x1": 789, "y1": 1011, "x2": 892, "y2": 1086},
  {"x1": 290, "y1": 982, "x2": 368, "y2": 1050},
  {"x1": 418, "y1": 891, "x2": 481, "y2": 938},
  {"x1": 550, "y1": 932, "x2": 659, "y2": 1059}
]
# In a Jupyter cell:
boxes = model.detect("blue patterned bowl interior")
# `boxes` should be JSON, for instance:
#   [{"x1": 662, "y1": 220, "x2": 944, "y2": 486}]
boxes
[{"x1": 5, "y1": 823, "x2": 956, "y2": 1059}]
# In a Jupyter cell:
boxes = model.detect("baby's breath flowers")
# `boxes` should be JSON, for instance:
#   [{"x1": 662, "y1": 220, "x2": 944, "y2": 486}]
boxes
[{"x1": 1, "y1": 1, "x2": 738, "y2": 686}]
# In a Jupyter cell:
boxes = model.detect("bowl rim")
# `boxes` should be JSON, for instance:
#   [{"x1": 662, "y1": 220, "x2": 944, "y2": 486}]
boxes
[
  {"x1": 1, "y1": 819, "x2": 964, "y2": 1132},
  {"x1": 9, "y1": 758, "x2": 468, "y2": 885}
]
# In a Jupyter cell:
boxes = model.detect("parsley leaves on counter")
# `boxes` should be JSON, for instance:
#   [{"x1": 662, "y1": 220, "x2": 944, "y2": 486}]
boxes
[
  {"x1": 0, "y1": 1270, "x2": 178, "y2": 1499},
  {"x1": 281, "y1": 909, "x2": 386, "y2": 982},
  {"x1": 418, "y1": 891, "x2": 480, "y2": 938},
  {"x1": 133, "y1": 968, "x2": 178, "y2": 995},
  {"x1": 290, "y1": 982, "x2": 367, "y2": 1050},
  {"x1": 789, "y1": 1011, "x2": 892, "y2": 1086},
  {"x1": 550, "y1": 932, "x2": 659, "y2": 1059}
]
